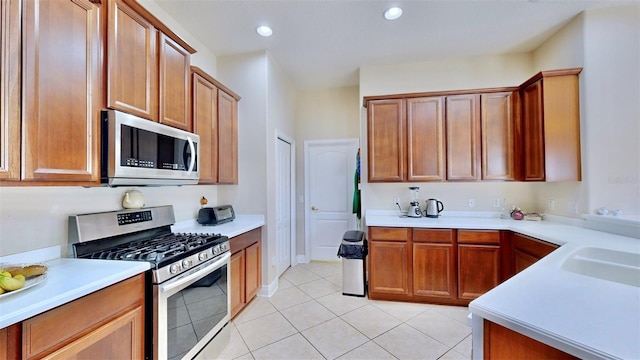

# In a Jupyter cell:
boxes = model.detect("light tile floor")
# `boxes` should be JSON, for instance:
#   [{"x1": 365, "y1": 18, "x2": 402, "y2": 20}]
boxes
[{"x1": 216, "y1": 261, "x2": 472, "y2": 360}]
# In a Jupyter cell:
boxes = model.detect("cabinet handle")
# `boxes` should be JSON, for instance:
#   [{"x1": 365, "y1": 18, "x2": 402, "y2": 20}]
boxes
[{"x1": 311, "y1": 206, "x2": 318, "y2": 211}]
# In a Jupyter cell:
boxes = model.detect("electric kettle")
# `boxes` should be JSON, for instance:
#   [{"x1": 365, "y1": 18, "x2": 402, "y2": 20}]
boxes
[{"x1": 425, "y1": 199, "x2": 444, "y2": 218}]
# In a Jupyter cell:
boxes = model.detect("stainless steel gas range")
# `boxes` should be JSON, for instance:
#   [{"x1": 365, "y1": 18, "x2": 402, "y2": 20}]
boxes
[{"x1": 68, "y1": 205, "x2": 231, "y2": 360}]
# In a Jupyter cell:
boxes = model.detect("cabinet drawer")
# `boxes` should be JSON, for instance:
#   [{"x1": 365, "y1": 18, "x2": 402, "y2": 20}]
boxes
[
  {"x1": 413, "y1": 228, "x2": 453, "y2": 243},
  {"x1": 458, "y1": 230, "x2": 500, "y2": 245},
  {"x1": 230, "y1": 227, "x2": 261, "y2": 254},
  {"x1": 22, "y1": 274, "x2": 144, "y2": 359},
  {"x1": 369, "y1": 227, "x2": 409, "y2": 241}
]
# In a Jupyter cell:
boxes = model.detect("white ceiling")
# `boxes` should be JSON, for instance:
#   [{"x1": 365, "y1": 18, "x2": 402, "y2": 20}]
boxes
[{"x1": 153, "y1": 0, "x2": 634, "y2": 90}]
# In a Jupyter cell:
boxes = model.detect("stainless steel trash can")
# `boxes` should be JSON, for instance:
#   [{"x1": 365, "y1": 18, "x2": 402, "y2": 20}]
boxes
[{"x1": 337, "y1": 230, "x2": 367, "y2": 297}]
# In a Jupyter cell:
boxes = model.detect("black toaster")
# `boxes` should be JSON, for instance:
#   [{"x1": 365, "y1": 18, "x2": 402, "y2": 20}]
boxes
[{"x1": 197, "y1": 205, "x2": 235, "y2": 225}]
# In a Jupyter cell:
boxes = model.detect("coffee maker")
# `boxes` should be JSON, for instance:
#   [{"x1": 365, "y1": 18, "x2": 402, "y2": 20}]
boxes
[{"x1": 408, "y1": 187, "x2": 422, "y2": 218}]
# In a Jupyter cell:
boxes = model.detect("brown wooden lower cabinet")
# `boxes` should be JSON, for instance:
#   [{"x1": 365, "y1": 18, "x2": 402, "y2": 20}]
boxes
[
  {"x1": 368, "y1": 227, "x2": 560, "y2": 305},
  {"x1": 412, "y1": 229, "x2": 455, "y2": 300},
  {"x1": 368, "y1": 227, "x2": 411, "y2": 299},
  {"x1": 0, "y1": 324, "x2": 20, "y2": 360},
  {"x1": 230, "y1": 227, "x2": 262, "y2": 318},
  {"x1": 484, "y1": 320, "x2": 578, "y2": 360},
  {"x1": 230, "y1": 250, "x2": 246, "y2": 317},
  {"x1": 457, "y1": 230, "x2": 501, "y2": 301},
  {"x1": 15, "y1": 274, "x2": 145, "y2": 360},
  {"x1": 510, "y1": 232, "x2": 559, "y2": 277}
]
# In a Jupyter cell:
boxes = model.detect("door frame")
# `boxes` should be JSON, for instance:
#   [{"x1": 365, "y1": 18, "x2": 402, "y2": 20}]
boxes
[
  {"x1": 304, "y1": 138, "x2": 359, "y2": 262},
  {"x1": 275, "y1": 130, "x2": 297, "y2": 271}
]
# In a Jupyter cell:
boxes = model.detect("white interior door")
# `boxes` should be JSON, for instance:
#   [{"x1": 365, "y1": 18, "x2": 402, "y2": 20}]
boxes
[
  {"x1": 276, "y1": 137, "x2": 293, "y2": 277},
  {"x1": 305, "y1": 139, "x2": 358, "y2": 261}
]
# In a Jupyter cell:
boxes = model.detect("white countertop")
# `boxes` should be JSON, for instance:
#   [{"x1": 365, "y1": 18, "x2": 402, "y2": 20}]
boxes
[
  {"x1": 0, "y1": 214, "x2": 264, "y2": 330},
  {"x1": 0, "y1": 258, "x2": 149, "y2": 329},
  {"x1": 171, "y1": 214, "x2": 265, "y2": 238},
  {"x1": 366, "y1": 211, "x2": 640, "y2": 360}
]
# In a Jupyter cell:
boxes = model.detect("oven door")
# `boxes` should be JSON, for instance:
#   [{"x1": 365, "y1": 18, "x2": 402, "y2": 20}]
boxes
[{"x1": 154, "y1": 252, "x2": 230, "y2": 360}]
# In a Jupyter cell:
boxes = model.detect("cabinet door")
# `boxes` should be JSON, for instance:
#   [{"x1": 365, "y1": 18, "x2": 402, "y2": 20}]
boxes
[
  {"x1": 159, "y1": 33, "x2": 191, "y2": 131},
  {"x1": 369, "y1": 241, "x2": 410, "y2": 295},
  {"x1": 484, "y1": 320, "x2": 579, "y2": 360},
  {"x1": 539, "y1": 74, "x2": 581, "y2": 181},
  {"x1": 0, "y1": 0, "x2": 20, "y2": 181},
  {"x1": 218, "y1": 90, "x2": 238, "y2": 184},
  {"x1": 413, "y1": 243, "x2": 455, "y2": 298},
  {"x1": 107, "y1": 0, "x2": 158, "y2": 121},
  {"x1": 22, "y1": 274, "x2": 144, "y2": 359},
  {"x1": 367, "y1": 99, "x2": 406, "y2": 182},
  {"x1": 458, "y1": 244, "x2": 500, "y2": 300},
  {"x1": 521, "y1": 80, "x2": 545, "y2": 181},
  {"x1": 514, "y1": 249, "x2": 539, "y2": 274},
  {"x1": 230, "y1": 250, "x2": 245, "y2": 318},
  {"x1": 0, "y1": 323, "x2": 20, "y2": 360},
  {"x1": 407, "y1": 97, "x2": 445, "y2": 181},
  {"x1": 38, "y1": 306, "x2": 144, "y2": 360},
  {"x1": 192, "y1": 71, "x2": 218, "y2": 184},
  {"x1": 446, "y1": 94, "x2": 480, "y2": 181},
  {"x1": 22, "y1": 0, "x2": 101, "y2": 182},
  {"x1": 481, "y1": 92, "x2": 515, "y2": 180},
  {"x1": 511, "y1": 233, "x2": 558, "y2": 276},
  {"x1": 245, "y1": 241, "x2": 261, "y2": 300}
]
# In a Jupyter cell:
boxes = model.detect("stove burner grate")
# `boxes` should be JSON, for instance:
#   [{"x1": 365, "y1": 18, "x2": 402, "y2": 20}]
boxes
[{"x1": 84, "y1": 232, "x2": 225, "y2": 264}]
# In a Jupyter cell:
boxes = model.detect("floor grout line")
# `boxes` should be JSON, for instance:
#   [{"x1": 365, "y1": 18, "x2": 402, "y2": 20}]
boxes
[{"x1": 226, "y1": 262, "x2": 472, "y2": 360}]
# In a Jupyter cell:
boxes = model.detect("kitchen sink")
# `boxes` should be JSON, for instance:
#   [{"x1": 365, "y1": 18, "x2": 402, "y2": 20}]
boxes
[{"x1": 562, "y1": 247, "x2": 640, "y2": 287}]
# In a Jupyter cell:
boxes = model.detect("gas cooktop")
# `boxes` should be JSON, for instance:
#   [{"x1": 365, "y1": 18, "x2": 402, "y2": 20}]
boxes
[{"x1": 68, "y1": 205, "x2": 229, "y2": 283}]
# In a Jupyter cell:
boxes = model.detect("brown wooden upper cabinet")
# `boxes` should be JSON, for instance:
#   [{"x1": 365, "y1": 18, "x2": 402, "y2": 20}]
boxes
[
  {"x1": 367, "y1": 99, "x2": 406, "y2": 182},
  {"x1": 364, "y1": 68, "x2": 579, "y2": 183},
  {"x1": 0, "y1": 0, "x2": 21, "y2": 181},
  {"x1": 482, "y1": 92, "x2": 517, "y2": 180},
  {"x1": 407, "y1": 97, "x2": 446, "y2": 181},
  {"x1": 520, "y1": 69, "x2": 582, "y2": 181},
  {"x1": 365, "y1": 90, "x2": 516, "y2": 183},
  {"x1": 191, "y1": 67, "x2": 240, "y2": 184},
  {"x1": 2, "y1": 0, "x2": 102, "y2": 184},
  {"x1": 107, "y1": 0, "x2": 195, "y2": 130},
  {"x1": 446, "y1": 94, "x2": 481, "y2": 181}
]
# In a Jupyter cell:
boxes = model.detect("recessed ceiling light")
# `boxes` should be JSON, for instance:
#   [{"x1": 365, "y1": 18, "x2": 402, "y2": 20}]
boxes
[
  {"x1": 384, "y1": 7, "x2": 403, "y2": 20},
  {"x1": 256, "y1": 25, "x2": 273, "y2": 37}
]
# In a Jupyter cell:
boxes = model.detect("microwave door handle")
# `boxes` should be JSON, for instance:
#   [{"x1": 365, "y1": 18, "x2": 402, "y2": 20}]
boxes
[{"x1": 186, "y1": 136, "x2": 196, "y2": 174}]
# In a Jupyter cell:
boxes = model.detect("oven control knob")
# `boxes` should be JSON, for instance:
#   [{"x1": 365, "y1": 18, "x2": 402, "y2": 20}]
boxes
[
  {"x1": 198, "y1": 252, "x2": 207, "y2": 261},
  {"x1": 213, "y1": 245, "x2": 220, "y2": 255},
  {"x1": 182, "y1": 260, "x2": 190, "y2": 269},
  {"x1": 170, "y1": 264, "x2": 180, "y2": 274}
]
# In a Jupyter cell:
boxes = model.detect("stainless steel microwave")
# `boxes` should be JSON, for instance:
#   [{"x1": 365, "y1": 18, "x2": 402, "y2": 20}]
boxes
[{"x1": 101, "y1": 109, "x2": 200, "y2": 186}]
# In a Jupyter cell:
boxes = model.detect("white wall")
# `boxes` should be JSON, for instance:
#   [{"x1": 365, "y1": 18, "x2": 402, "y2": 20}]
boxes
[
  {"x1": 359, "y1": 53, "x2": 539, "y2": 215},
  {"x1": 217, "y1": 52, "x2": 269, "y2": 215},
  {"x1": 265, "y1": 53, "x2": 297, "y2": 282},
  {"x1": 294, "y1": 86, "x2": 360, "y2": 257},
  {"x1": 217, "y1": 51, "x2": 298, "y2": 288},
  {"x1": 0, "y1": 185, "x2": 218, "y2": 256},
  {"x1": 532, "y1": 4, "x2": 640, "y2": 220},
  {"x1": 140, "y1": 0, "x2": 217, "y2": 76},
  {"x1": 360, "y1": 53, "x2": 533, "y2": 99}
]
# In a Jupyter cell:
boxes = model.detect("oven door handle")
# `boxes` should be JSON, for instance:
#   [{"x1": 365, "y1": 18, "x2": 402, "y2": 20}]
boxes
[{"x1": 160, "y1": 252, "x2": 230, "y2": 294}]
